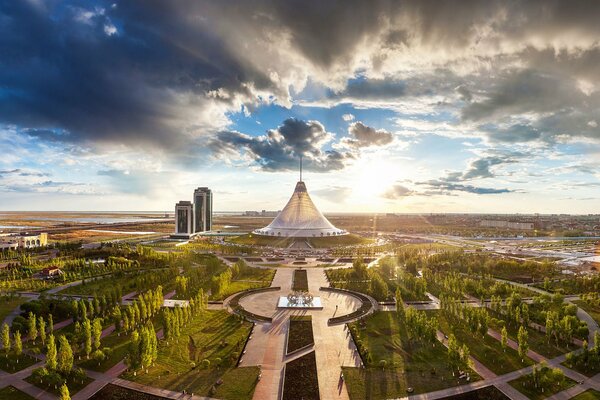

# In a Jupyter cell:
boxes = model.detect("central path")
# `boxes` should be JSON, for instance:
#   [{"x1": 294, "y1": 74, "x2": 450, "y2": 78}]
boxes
[{"x1": 236, "y1": 267, "x2": 362, "y2": 400}]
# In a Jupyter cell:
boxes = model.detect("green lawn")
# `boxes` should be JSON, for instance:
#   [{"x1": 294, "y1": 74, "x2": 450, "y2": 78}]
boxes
[
  {"x1": 0, "y1": 386, "x2": 35, "y2": 400},
  {"x1": 213, "y1": 367, "x2": 260, "y2": 400},
  {"x1": 435, "y1": 312, "x2": 533, "y2": 374},
  {"x1": 79, "y1": 330, "x2": 131, "y2": 372},
  {"x1": 123, "y1": 310, "x2": 258, "y2": 400},
  {"x1": 0, "y1": 353, "x2": 40, "y2": 373},
  {"x1": 509, "y1": 370, "x2": 575, "y2": 400},
  {"x1": 0, "y1": 296, "x2": 27, "y2": 322},
  {"x1": 344, "y1": 312, "x2": 480, "y2": 399},
  {"x1": 210, "y1": 266, "x2": 275, "y2": 300},
  {"x1": 571, "y1": 390, "x2": 600, "y2": 400},
  {"x1": 25, "y1": 373, "x2": 94, "y2": 396},
  {"x1": 488, "y1": 315, "x2": 572, "y2": 358}
]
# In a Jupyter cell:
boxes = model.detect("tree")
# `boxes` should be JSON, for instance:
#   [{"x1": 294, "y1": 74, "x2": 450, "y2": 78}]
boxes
[
  {"x1": 48, "y1": 314, "x2": 54, "y2": 334},
  {"x1": 28, "y1": 311, "x2": 38, "y2": 344},
  {"x1": 46, "y1": 334, "x2": 57, "y2": 370},
  {"x1": 395, "y1": 288, "x2": 405, "y2": 319},
  {"x1": 518, "y1": 326, "x2": 529, "y2": 362},
  {"x1": 370, "y1": 274, "x2": 389, "y2": 300},
  {"x1": 83, "y1": 319, "x2": 92, "y2": 359},
  {"x1": 501, "y1": 326, "x2": 508, "y2": 352},
  {"x1": 38, "y1": 316, "x2": 47, "y2": 346},
  {"x1": 14, "y1": 330, "x2": 22, "y2": 357},
  {"x1": 126, "y1": 331, "x2": 141, "y2": 371},
  {"x1": 1, "y1": 322, "x2": 10, "y2": 353},
  {"x1": 447, "y1": 334, "x2": 461, "y2": 372},
  {"x1": 93, "y1": 318, "x2": 102, "y2": 350},
  {"x1": 57, "y1": 335, "x2": 74, "y2": 374},
  {"x1": 59, "y1": 383, "x2": 70, "y2": 400}
]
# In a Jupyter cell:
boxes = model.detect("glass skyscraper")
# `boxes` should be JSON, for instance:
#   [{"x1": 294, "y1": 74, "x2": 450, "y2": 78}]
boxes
[{"x1": 193, "y1": 187, "x2": 212, "y2": 232}]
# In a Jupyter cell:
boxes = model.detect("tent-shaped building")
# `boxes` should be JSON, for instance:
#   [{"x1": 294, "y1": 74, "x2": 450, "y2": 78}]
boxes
[{"x1": 253, "y1": 171, "x2": 347, "y2": 238}]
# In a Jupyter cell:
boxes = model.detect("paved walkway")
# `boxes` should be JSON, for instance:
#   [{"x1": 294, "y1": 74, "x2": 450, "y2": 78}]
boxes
[{"x1": 232, "y1": 267, "x2": 363, "y2": 400}]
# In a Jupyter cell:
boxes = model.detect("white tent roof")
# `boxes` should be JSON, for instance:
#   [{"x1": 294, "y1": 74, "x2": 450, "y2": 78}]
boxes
[{"x1": 253, "y1": 181, "x2": 347, "y2": 238}]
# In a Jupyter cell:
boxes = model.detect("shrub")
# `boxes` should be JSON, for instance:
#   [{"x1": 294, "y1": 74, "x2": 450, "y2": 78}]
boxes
[{"x1": 201, "y1": 359, "x2": 210, "y2": 369}]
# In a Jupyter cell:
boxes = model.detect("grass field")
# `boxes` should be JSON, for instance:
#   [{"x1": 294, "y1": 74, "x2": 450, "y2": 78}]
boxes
[
  {"x1": 210, "y1": 267, "x2": 275, "y2": 301},
  {"x1": 344, "y1": 312, "x2": 480, "y2": 399},
  {"x1": 0, "y1": 386, "x2": 35, "y2": 400},
  {"x1": 435, "y1": 312, "x2": 533, "y2": 375},
  {"x1": 571, "y1": 390, "x2": 600, "y2": 400},
  {"x1": 0, "y1": 296, "x2": 26, "y2": 322},
  {"x1": 79, "y1": 330, "x2": 132, "y2": 372},
  {"x1": 508, "y1": 370, "x2": 575, "y2": 400},
  {"x1": 292, "y1": 269, "x2": 308, "y2": 291},
  {"x1": 25, "y1": 373, "x2": 94, "y2": 396},
  {"x1": 124, "y1": 310, "x2": 258, "y2": 399},
  {"x1": 0, "y1": 353, "x2": 40, "y2": 373}
]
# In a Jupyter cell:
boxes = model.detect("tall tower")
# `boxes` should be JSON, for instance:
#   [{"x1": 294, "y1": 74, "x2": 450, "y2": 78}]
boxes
[
  {"x1": 193, "y1": 187, "x2": 213, "y2": 232},
  {"x1": 175, "y1": 201, "x2": 193, "y2": 237}
]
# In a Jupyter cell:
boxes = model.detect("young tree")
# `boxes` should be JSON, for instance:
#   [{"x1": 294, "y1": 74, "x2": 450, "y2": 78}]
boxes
[
  {"x1": 57, "y1": 335, "x2": 74, "y2": 374},
  {"x1": 518, "y1": 325, "x2": 529, "y2": 362},
  {"x1": 92, "y1": 318, "x2": 102, "y2": 350},
  {"x1": 38, "y1": 316, "x2": 47, "y2": 346},
  {"x1": 59, "y1": 383, "x2": 70, "y2": 400},
  {"x1": 28, "y1": 311, "x2": 38, "y2": 344},
  {"x1": 501, "y1": 326, "x2": 508, "y2": 352},
  {"x1": 1, "y1": 322, "x2": 10, "y2": 353},
  {"x1": 83, "y1": 318, "x2": 92, "y2": 359},
  {"x1": 14, "y1": 330, "x2": 22, "y2": 357},
  {"x1": 46, "y1": 334, "x2": 57, "y2": 370},
  {"x1": 48, "y1": 314, "x2": 54, "y2": 334},
  {"x1": 126, "y1": 331, "x2": 141, "y2": 371}
]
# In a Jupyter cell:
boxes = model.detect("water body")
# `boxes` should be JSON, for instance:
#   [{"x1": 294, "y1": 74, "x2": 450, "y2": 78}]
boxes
[{"x1": 23, "y1": 217, "x2": 170, "y2": 224}]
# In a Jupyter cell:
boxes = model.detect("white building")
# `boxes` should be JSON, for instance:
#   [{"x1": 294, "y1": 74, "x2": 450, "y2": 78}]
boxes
[{"x1": 253, "y1": 178, "x2": 347, "y2": 238}]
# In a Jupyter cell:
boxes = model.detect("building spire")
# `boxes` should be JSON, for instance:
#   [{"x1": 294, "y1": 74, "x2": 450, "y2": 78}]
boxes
[{"x1": 300, "y1": 155, "x2": 303, "y2": 182}]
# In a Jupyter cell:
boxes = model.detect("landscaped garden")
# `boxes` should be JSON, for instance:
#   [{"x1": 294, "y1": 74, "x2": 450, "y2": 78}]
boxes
[
  {"x1": 0, "y1": 295, "x2": 26, "y2": 322},
  {"x1": 287, "y1": 315, "x2": 314, "y2": 354},
  {"x1": 344, "y1": 311, "x2": 480, "y2": 399},
  {"x1": 123, "y1": 310, "x2": 259, "y2": 399},
  {"x1": 0, "y1": 352, "x2": 40, "y2": 373},
  {"x1": 435, "y1": 311, "x2": 533, "y2": 374},
  {"x1": 508, "y1": 362, "x2": 575, "y2": 400},
  {"x1": 283, "y1": 351, "x2": 319, "y2": 400}
]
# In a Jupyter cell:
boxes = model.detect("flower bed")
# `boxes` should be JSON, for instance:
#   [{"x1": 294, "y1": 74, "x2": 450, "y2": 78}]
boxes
[
  {"x1": 292, "y1": 269, "x2": 309, "y2": 291},
  {"x1": 286, "y1": 316, "x2": 314, "y2": 354},
  {"x1": 282, "y1": 351, "x2": 320, "y2": 400}
]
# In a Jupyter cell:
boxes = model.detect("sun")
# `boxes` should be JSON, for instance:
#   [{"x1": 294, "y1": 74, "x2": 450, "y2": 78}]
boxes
[{"x1": 352, "y1": 158, "x2": 399, "y2": 201}]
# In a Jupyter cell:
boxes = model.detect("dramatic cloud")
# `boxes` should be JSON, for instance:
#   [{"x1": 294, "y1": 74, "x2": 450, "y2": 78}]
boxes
[
  {"x1": 342, "y1": 122, "x2": 394, "y2": 148},
  {"x1": 211, "y1": 118, "x2": 354, "y2": 172}
]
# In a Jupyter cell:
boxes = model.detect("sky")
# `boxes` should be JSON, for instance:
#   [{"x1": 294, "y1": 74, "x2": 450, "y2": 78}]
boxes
[{"x1": 1, "y1": 0, "x2": 599, "y2": 213}]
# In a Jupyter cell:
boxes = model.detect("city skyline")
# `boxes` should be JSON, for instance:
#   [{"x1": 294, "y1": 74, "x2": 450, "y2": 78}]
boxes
[{"x1": 1, "y1": 1, "x2": 600, "y2": 213}]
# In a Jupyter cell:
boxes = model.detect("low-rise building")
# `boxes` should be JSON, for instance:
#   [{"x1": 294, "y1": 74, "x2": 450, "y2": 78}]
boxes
[{"x1": 0, "y1": 232, "x2": 48, "y2": 249}]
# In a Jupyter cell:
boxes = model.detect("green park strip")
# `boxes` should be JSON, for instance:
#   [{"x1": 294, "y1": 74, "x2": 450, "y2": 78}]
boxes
[
  {"x1": 0, "y1": 352, "x2": 40, "y2": 373},
  {"x1": 78, "y1": 330, "x2": 131, "y2": 372},
  {"x1": 123, "y1": 310, "x2": 258, "y2": 399},
  {"x1": 508, "y1": 367, "x2": 576, "y2": 400},
  {"x1": 344, "y1": 311, "x2": 480, "y2": 399},
  {"x1": 0, "y1": 386, "x2": 36, "y2": 400},
  {"x1": 488, "y1": 315, "x2": 573, "y2": 358},
  {"x1": 435, "y1": 311, "x2": 533, "y2": 375}
]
